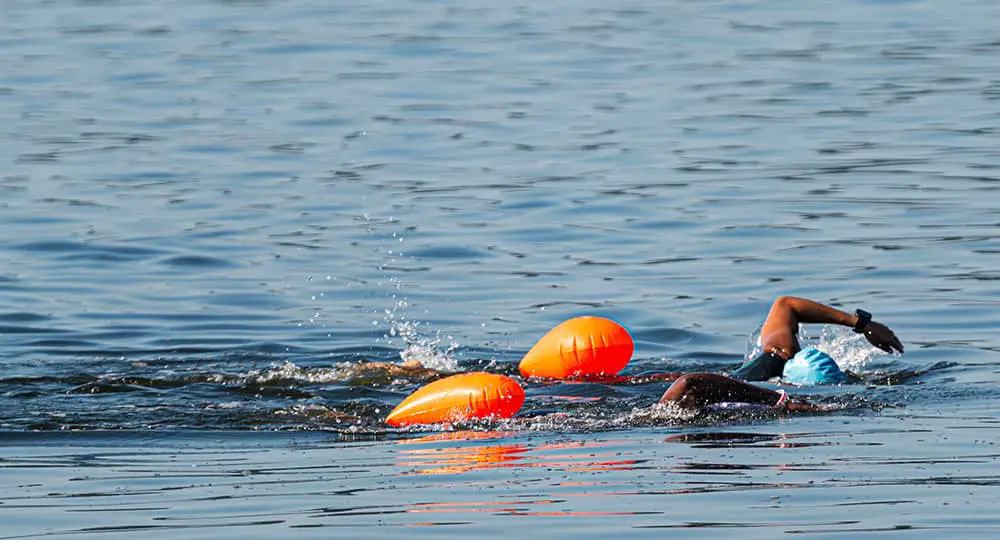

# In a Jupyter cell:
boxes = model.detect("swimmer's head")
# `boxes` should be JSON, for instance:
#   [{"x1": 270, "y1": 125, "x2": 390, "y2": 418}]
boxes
[{"x1": 782, "y1": 347, "x2": 850, "y2": 385}]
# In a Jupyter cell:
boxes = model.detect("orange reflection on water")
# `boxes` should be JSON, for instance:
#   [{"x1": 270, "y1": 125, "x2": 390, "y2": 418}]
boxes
[
  {"x1": 393, "y1": 435, "x2": 662, "y2": 521},
  {"x1": 397, "y1": 430, "x2": 517, "y2": 445},
  {"x1": 395, "y1": 433, "x2": 645, "y2": 475},
  {"x1": 398, "y1": 443, "x2": 529, "y2": 475}
]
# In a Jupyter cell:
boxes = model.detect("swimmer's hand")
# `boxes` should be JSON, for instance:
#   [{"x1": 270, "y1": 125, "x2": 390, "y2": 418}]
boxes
[
  {"x1": 863, "y1": 321, "x2": 904, "y2": 355},
  {"x1": 785, "y1": 400, "x2": 839, "y2": 413}
]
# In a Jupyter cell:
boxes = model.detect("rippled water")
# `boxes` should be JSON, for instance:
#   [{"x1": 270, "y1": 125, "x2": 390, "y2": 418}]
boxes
[{"x1": 3, "y1": 0, "x2": 1000, "y2": 537}]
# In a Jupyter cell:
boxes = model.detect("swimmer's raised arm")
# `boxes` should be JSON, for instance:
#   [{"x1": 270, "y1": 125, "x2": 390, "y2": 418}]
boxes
[{"x1": 760, "y1": 296, "x2": 904, "y2": 358}]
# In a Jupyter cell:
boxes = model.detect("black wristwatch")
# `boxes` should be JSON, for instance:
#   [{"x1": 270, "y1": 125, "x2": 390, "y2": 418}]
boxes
[{"x1": 853, "y1": 309, "x2": 872, "y2": 333}]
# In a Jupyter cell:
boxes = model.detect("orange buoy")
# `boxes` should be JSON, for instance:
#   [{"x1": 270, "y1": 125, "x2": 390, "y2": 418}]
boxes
[
  {"x1": 385, "y1": 372, "x2": 525, "y2": 427},
  {"x1": 518, "y1": 316, "x2": 634, "y2": 379}
]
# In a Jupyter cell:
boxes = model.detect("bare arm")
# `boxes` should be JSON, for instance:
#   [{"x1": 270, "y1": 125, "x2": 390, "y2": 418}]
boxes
[
  {"x1": 760, "y1": 296, "x2": 904, "y2": 358},
  {"x1": 659, "y1": 373, "x2": 826, "y2": 412}
]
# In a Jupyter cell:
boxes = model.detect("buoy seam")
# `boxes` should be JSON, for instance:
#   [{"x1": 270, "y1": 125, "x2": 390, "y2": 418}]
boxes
[
  {"x1": 588, "y1": 333, "x2": 596, "y2": 375},
  {"x1": 573, "y1": 335, "x2": 582, "y2": 376}
]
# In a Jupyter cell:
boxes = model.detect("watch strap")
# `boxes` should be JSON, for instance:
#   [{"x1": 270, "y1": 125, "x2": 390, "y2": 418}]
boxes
[{"x1": 853, "y1": 309, "x2": 872, "y2": 333}]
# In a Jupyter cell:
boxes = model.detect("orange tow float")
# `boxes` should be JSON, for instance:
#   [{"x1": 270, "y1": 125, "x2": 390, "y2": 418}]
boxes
[
  {"x1": 518, "y1": 316, "x2": 633, "y2": 379},
  {"x1": 385, "y1": 372, "x2": 525, "y2": 427},
  {"x1": 385, "y1": 316, "x2": 635, "y2": 426}
]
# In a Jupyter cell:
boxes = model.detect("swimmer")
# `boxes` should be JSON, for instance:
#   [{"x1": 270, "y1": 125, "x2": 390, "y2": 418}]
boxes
[
  {"x1": 660, "y1": 296, "x2": 904, "y2": 411},
  {"x1": 348, "y1": 359, "x2": 440, "y2": 380}
]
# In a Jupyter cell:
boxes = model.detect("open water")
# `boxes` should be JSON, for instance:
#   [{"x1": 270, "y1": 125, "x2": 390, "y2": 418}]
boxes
[{"x1": 3, "y1": 0, "x2": 1000, "y2": 537}]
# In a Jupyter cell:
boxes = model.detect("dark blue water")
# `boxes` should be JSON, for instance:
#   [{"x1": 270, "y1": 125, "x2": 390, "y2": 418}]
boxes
[{"x1": 3, "y1": 0, "x2": 1000, "y2": 537}]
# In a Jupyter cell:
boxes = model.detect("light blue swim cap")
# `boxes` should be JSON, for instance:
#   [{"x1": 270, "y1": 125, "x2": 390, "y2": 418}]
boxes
[{"x1": 782, "y1": 347, "x2": 850, "y2": 385}]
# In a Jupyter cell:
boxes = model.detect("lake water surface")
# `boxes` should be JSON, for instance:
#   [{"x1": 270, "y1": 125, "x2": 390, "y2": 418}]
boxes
[{"x1": 3, "y1": 0, "x2": 1000, "y2": 537}]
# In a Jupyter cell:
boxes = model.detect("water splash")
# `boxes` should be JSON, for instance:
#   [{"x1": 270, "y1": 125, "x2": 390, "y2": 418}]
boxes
[
  {"x1": 368, "y1": 218, "x2": 459, "y2": 373},
  {"x1": 393, "y1": 320, "x2": 460, "y2": 372},
  {"x1": 745, "y1": 323, "x2": 895, "y2": 375},
  {"x1": 622, "y1": 401, "x2": 700, "y2": 424},
  {"x1": 812, "y1": 325, "x2": 885, "y2": 374},
  {"x1": 743, "y1": 321, "x2": 765, "y2": 362},
  {"x1": 797, "y1": 324, "x2": 900, "y2": 375}
]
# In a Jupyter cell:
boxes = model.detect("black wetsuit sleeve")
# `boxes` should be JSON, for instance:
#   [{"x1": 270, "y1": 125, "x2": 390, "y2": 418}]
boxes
[{"x1": 730, "y1": 351, "x2": 786, "y2": 381}]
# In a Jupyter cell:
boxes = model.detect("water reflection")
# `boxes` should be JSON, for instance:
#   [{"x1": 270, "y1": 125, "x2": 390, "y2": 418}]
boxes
[
  {"x1": 664, "y1": 430, "x2": 833, "y2": 449},
  {"x1": 395, "y1": 431, "x2": 643, "y2": 475}
]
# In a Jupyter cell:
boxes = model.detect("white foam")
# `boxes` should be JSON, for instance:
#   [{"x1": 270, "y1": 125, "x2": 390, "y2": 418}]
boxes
[
  {"x1": 393, "y1": 320, "x2": 460, "y2": 372},
  {"x1": 246, "y1": 361, "x2": 354, "y2": 384},
  {"x1": 807, "y1": 325, "x2": 885, "y2": 373}
]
